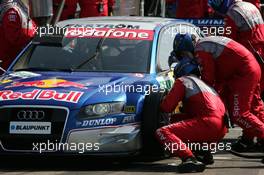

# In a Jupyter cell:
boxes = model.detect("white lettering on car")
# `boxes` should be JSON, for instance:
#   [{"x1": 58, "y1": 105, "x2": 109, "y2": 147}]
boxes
[{"x1": 81, "y1": 118, "x2": 117, "y2": 127}]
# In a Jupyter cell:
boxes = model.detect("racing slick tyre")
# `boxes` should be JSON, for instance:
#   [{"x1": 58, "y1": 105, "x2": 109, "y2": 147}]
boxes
[{"x1": 141, "y1": 91, "x2": 166, "y2": 157}]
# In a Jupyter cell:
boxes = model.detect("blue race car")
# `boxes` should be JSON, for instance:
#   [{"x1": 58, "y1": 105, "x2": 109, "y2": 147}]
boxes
[{"x1": 0, "y1": 17, "x2": 203, "y2": 156}]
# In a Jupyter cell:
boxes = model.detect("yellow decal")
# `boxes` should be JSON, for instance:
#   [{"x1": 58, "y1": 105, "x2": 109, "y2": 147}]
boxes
[
  {"x1": 0, "y1": 79, "x2": 12, "y2": 84},
  {"x1": 124, "y1": 106, "x2": 136, "y2": 113}
]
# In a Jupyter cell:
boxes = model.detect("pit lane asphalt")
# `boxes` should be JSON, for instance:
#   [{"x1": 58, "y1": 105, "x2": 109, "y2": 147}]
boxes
[{"x1": 0, "y1": 128, "x2": 263, "y2": 175}]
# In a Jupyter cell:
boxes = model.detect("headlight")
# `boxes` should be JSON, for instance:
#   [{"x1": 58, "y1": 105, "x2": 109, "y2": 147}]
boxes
[
  {"x1": 79, "y1": 102, "x2": 125, "y2": 119},
  {"x1": 92, "y1": 103, "x2": 111, "y2": 115}
]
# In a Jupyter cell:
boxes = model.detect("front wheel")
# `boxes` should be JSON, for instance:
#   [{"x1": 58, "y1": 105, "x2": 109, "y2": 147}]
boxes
[{"x1": 141, "y1": 92, "x2": 166, "y2": 156}]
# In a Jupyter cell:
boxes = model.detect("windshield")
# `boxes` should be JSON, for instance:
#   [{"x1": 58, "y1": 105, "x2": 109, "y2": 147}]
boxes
[{"x1": 11, "y1": 37, "x2": 152, "y2": 73}]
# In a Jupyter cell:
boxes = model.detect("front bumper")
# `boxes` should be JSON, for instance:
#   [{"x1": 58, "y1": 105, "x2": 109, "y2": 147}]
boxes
[
  {"x1": 66, "y1": 123, "x2": 141, "y2": 153},
  {"x1": 0, "y1": 123, "x2": 141, "y2": 155}
]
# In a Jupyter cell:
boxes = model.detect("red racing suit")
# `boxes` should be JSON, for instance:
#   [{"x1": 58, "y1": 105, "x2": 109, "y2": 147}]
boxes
[
  {"x1": 0, "y1": 1, "x2": 36, "y2": 69},
  {"x1": 53, "y1": 0, "x2": 78, "y2": 20},
  {"x1": 224, "y1": 1, "x2": 264, "y2": 92},
  {"x1": 166, "y1": 0, "x2": 210, "y2": 18},
  {"x1": 79, "y1": 0, "x2": 115, "y2": 17},
  {"x1": 195, "y1": 36, "x2": 264, "y2": 140},
  {"x1": 244, "y1": 0, "x2": 261, "y2": 9},
  {"x1": 156, "y1": 76, "x2": 227, "y2": 159}
]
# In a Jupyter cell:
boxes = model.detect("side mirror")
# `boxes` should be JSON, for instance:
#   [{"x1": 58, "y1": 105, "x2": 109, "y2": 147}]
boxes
[{"x1": 0, "y1": 60, "x2": 6, "y2": 73}]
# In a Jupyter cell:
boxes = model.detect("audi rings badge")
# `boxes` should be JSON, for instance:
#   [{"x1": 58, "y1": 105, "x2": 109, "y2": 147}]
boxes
[{"x1": 17, "y1": 110, "x2": 45, "y2": 120}]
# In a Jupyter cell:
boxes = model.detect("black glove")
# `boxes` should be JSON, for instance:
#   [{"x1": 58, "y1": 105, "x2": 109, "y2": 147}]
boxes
[{"x1": 168, "y1": 51, "x2": 178, "y2": 67}]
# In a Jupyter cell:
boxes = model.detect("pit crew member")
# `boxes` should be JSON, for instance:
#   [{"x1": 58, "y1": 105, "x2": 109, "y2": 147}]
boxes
[
  {"x1": 208, "y1": 0, "x2": 264, "y2": 151},
  {"x1": 53, "y1": 0, "x2": 78, "y2": 20},
  {"x1": 172, "y1": 33, "x2": 264, "y2": 153},
  {"x1": 79, "y1": 0, "x2": 115, "y2": 17},
  {"x1": 166, "y1": 0, "x2": 211, "y2": 18},
  {"x1": 156, "y1": 57, "x2": 227, "y2": 173},
  {"x1": 0, "y1": 0, "x2": 36, "y2": 69},
  {"x1": 208, "y1": 0, "x2": 264, "y2": 92}
]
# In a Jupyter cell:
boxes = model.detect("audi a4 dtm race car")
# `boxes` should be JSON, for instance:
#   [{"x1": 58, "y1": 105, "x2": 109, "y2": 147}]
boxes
[{"x1": 0, "y1": 17, "x2": 203, "y2": 156}]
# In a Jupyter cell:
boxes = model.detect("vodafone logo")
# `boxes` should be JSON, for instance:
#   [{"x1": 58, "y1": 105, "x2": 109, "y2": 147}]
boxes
[{"x1": 65, "y1": 28, "x2": 154, "y2": 41}]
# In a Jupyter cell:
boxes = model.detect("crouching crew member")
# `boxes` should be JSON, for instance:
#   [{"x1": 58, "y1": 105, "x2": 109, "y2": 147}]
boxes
[{"x1": 156, "y1": 57, "x2": 227, "y2": 173}]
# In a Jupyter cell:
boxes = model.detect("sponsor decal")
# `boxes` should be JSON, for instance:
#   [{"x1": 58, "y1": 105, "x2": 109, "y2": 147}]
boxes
[
  {"x1": 9, "y1": 121, "x2": 51, "y2": 134},
  {"x1": 156, "y1": 77, "x2": 167, "y2": 89},
  {"x1": 81, "y1": 118, "x2": 117, "y2": 127},
  {"x1": 9, "y1": 71, "x2": 41, "y2": 79},
  {"x1": 233, "y1": 94, "x2": 240, "y2": 117},
  {"x1": 65, "y1": 24, "x2": 141, "y2": 29},
  {"x1": 124, "y1": 106, "x2": 136, "y2": 113},
  {"x1": 134, "y1": 73, "x2": 144, "y2": 78},
  {"x1": 5, "y1": 79, "x2": 87, "y2": 89},
  {"x1": 181, "y1": 19, "x2": 231, "y2": 36},
  {"x1": 122, "y1": 115, "x2": 136, "y2": 123},
  {"x1": 0, "y1": 72, "x2": 41, "y2": 85},
  {"x1": 0, "y1": 90, "x2": 83, "y2": 103},
  {"x1": 156, "y1": 76, "x2": 174, "y2": 90},
  {"x1": 0, "y1": 79, "x2": 12, "y2": 84},
  {"x1": 184, "y1": 19, "x2": 225, "y2": 26},
  {"x1": 65, "y1": 28, "x2": 154, "y2": 41},
  {"x1": 8, "y1": 14, "x2": 17, "y2": 22}
]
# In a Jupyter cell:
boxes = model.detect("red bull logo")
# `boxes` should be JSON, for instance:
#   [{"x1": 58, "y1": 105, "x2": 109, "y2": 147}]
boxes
[
  {"x1": 0, "y1": 90, "x2": 83, "y2": 103},
  {"x1": 5, "y1": 79, "x2": 87, "y2": 89}
]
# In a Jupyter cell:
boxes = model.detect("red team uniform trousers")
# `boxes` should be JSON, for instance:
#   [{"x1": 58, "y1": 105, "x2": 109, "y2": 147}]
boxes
[
  {"x1": 156, "y1": 76, "x2": 227, "y2": 159},
  {"x1": 53, "y1": 0, "x2": 78, "y2": 20},
  {"x1": 195, "y1": 36, "x2": 264, "y2": 140},
  {"x1": 79, "y1": 0, "x2": 115, "y2": 17}
]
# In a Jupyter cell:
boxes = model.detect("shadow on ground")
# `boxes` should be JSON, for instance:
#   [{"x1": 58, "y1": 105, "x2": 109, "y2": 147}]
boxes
[
  {"x1": 0, "y1": 155, "x2": 177, "y2": 172},
  {"x1": 0, "y1": 155, "x2": 263, "y2": 173}
]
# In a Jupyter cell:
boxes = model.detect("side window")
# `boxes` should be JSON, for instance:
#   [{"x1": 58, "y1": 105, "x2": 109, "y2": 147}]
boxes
[{"x1": 156, "y1": 24, "x2": 202, "y2": 72}]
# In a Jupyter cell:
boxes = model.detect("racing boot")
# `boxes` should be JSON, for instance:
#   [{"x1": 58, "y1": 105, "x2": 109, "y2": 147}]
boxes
[
  {"x1": 177, "y1": 156, "x2": 205, "y2": 173},
  {"x1": 193, "y1": 150, "x2": 214, "y2": 165},
  {"x1": 231, "y1": 136, "x2": 255, "y2": 152}
]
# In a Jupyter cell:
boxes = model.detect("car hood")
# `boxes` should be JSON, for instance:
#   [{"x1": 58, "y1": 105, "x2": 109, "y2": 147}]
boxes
[{"x1": 0, "y1": 71, "x2": 150, "y2": 109}]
